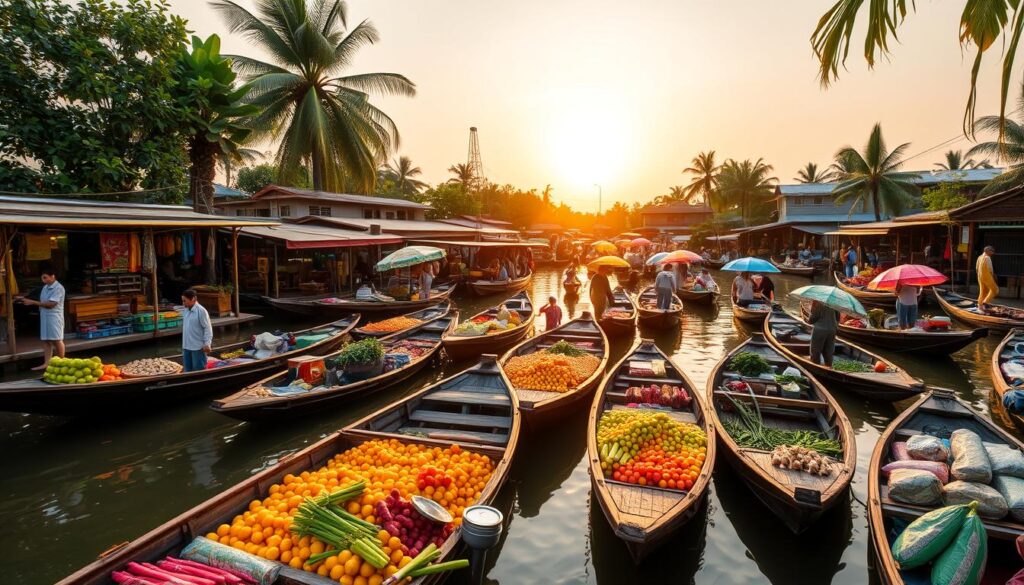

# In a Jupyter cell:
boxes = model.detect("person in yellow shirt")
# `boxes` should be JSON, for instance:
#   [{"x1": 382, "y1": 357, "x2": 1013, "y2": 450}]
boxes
[{"x1": 976, "y1": 246, "x2": 998, "y2": 311}]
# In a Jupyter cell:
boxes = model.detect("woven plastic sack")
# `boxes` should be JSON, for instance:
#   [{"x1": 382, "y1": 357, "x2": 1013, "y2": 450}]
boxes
[
  {"x1": 993, "y1": 475, "x2": 1024, "y2": 522},
  {"x1": 892, "y1": 503, "x2": 972, "y2": 569},
  {"x1": 907, "y1": 434, "x2": 949, "y2": 462},
  {"x1": 942, "y1": 481, "x2": 1008, "y2": 520},
  {"x1": 950, "y1": 430, "x2": 992, "y2": 483},
  {"x1": 889, "y1": 469, "x2": 943, "y2": 505},
  {"x1": 983, "y1": 442, "x2": 1024, "y2": 478},
  {"x1": 180, "y1": 536, "x2": 280, "y2": 585},
  {"x1": 882, "y1": 460, "x2": 949, "y2": 484},
  {"x1": 930, "y1": 509, "x2": 987, "y2": 585},
  {"x1": 892, "y1": 442, "x2": 911, "y2": 461}
]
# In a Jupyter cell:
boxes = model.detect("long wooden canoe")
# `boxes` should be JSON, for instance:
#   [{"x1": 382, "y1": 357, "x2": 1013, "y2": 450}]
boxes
[
  {"x1": 833, "y1": 271, "x2": 899, "y2": 308},
  {"x1": 636, "y1": 286, "x2": 682, "y2": 330},
  {"x1": 992, "y1": 329, "x2": 1024, "y2": 428},
  {"x1": 351, "y1": 301, "x2": 452, "y2": 340},
  {"x1": 764, "y1": 308, "x2": 925, "y2": 402},
  {"x1": 499, "y1": 311, "x2": 608, "y2": 427},
  {"x1": 468, "y1": 272, "x2": 532, "y2": 296},
  {"x1": 262, "y1": 282, "x2": 456, "y2": 316},
  {"x1": 598, "y1": 286, "x2": 637, "y2": 336},
  {"x1": 703, "y1": 258, "x2": 726, "y2": 270},
  {"x1": 771, "y1": 258, "x2": 821, "y2": 277},
  {"x1": 867, "y1": 389, "x2": 1024, "y2": 585},
  {"x1": 443, "y1": 291, "x2": 535, "y2": 361},
  {"x1": 0, "y1": 316, "x2": 359, "y2": 416},
  {"x1": 211, "y1": 312, "x2": 458, "y2": 421},
  {"x1": 588, "y1": 338, "x2": 715, "y2": 562},
  {"x1": 797, "y1": 302, "x2": 987, "y2": 355},
  {"x1": 934, "y1": 287, "x2": 1024, "y2": 332},
  {"x1": 707, "y1": 333, "x2": 856, "y2": 533},
  {"x1": 60, "y1": 355, "x2": 519, "y2": 585},
  {"x1": 676, "y1": 286, "x2": 720, "y2": 306},
  {"x1": 731, "y1": 299, "x2": 772, "y2": 324}
]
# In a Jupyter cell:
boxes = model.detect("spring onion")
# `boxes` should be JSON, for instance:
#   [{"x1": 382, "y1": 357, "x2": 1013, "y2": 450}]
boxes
[
  {"x1": 721, "y1": 394, "x2": 842, "y2": 457},
  {"x1": 408, "y1": 559, "x2": 471, "y2": 577}
]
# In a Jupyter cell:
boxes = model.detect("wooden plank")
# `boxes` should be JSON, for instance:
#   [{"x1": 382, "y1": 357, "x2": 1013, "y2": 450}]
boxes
[
  {"x1": 398, "y1": 426, "x2": 508, "y2": 446},
  {"x1": 424, "y1": 390, "x2": 510, "y2": 407},
  {"x1": 409, "y1": 410, "x2": 512, "y2": 428},
  {"x1": 880, "y1": 486, "x2": 1024, "y2": 539},
  {"x1": 714, "y1": 391, "x2": 828, "y2": 410}
]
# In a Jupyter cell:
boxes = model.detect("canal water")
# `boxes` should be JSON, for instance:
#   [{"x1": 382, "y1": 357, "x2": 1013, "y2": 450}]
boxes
[{"x1": 0, "y1": 266, "x2": 1017, "y2": 585}]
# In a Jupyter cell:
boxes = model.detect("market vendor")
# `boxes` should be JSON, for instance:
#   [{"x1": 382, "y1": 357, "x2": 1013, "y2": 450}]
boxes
[
  {"x1": 18, "y1": 268, "x2": 65, "y2": 370},
  {"x1": 418, "y1": 263, "x2": 433, "y2": 300},
  {"x1": 180, "y1": 289, "x2": 213, "y2": 373}
]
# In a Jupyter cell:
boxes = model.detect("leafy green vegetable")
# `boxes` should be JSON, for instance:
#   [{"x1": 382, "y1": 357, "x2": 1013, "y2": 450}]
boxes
[
  {"x1": 333, "y1": 338, "x2": 384, "y2": 367},
  {"x1": 548, "y1": 340, "x2": 585, "y2": 357},
  {"x1": 720, "y1": 395, "x2": 842, "y2": 457},
  {"x1": 832, "y1": 358, "x2": 871, "y2": 373},
  {"x1": 728, "y1": 352, "x2": 772, "y2": 377},
  {"x1": 774, "y1": 374, "x2": 808, "y2": 387}
]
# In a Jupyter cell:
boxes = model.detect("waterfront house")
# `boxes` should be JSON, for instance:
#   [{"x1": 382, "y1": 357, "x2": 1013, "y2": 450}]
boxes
[
  {"x1": 639, "y1": 202, "x2": 714, "y2": 236},
  {"x1": 216, "y1": 185, "x2": 431, "y2": 221}
]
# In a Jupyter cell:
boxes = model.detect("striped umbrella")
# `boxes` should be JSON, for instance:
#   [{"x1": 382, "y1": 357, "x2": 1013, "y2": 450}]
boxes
[{"x1": 867, "y1": 264, "x2": 947, "y2": 290}]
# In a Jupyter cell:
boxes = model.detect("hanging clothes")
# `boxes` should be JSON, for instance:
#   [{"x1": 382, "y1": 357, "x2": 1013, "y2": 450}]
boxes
[
  {"x1": 193, "y1": 230, "x2": 203, "y2": 266},
  {"x1": 174, "y1": 235, "x2": 182, "y2": 255},
  {"x1": 25, "y1": 233, "x2": 52, "y2": 261},
  {"x1": 129, "y1": 233, "x2": 141, "y2": 272},
  {"x1": 181, "y1": 233, "x2": 194, "y2": 264},
  {"x1": 206, "y1": 230, "x2": 216, "y2": 265},
  {"x1": 142, "y1": 234, "x2": 156, "y2": 272},
  {"x1": 100, "y1": 233, "x2": 130, "y2": 271}
]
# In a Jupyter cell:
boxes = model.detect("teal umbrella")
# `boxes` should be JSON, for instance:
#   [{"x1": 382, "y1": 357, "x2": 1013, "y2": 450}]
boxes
[
  {"x1": 789, "y1": 285, "x2": 867, "y2": 318},
  {"x1": 721, "y1": 257, "x2": 780, "y2": 273},
  {"x1": 646, "y1": 252, "x2": 669, "y2": 266},
  {"x1": 376, "y1": 246, "x2": 446, "y2": 272}
]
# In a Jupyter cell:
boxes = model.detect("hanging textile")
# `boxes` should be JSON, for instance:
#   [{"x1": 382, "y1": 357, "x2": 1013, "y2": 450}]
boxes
[
  {"x1": 25, "y1": 233, "x2": 52, "y2": 261},
  {"x1": 129, "y1": 233, "x2": 141, "y2": 272},
  {"x1": 181, "y1": 233, "x2": 194, "y2": 264},
  {"x1": 142, "y1": 234, "x2": 156, "y2": 272},
  {"x1": 193, "y1": 230, "x2": 203, "y2": 266},
  {"x1": 175, "y1": 235, "x2": 182, "y2": 254},
  {"x1": 100, "y1": 233, "x2": 130, "y2": 271},
  {"x1": 206, "y1": 230, "x2": 216, "y2": 266}
]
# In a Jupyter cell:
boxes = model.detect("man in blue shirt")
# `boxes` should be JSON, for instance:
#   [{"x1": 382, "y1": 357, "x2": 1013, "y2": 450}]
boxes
[{"x1": 180, "y1": 289, "x2": 213, "y2": 372}]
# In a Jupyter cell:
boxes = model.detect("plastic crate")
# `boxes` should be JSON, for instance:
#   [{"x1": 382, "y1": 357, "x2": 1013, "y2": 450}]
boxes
[
  {"x1": 132, "y1": 318, "x2": 182, "y2": 333},
  {"x1": 80, "y1": 324, "x2": 133, "y2": 339}
]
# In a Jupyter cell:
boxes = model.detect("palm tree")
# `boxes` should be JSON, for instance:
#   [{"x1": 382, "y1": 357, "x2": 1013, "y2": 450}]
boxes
[
  {"x1": 446, "y1": 163, "x2": 474, "y2": 193},
  {"x1": 967, "y1": 83, "x2": 1024, "y2": 196},
  {"x1": 832, "y1": 124, "x2": 921, "y2": 222},
  {"x1": 218, "y1": 147, "x2": 263, "y2": 188},
  {"x1": 212, "y1": 0, "x2": 415, "y2": 194},
  {"x1": 934, "y1": 150, "x2": 983, "y2": 171},
  {"x1": 717, "y1": 158, "x2": 777, "y2": 226},
  {"x1": 653, "y1": 185, "x2": 689, "y2": 205},
  {"x1": 795, "y1": 162, "x2": 833, "y2": 183},
  {"x1": 828, "y1": 150, "x2": 860, "y2": 182},
  {"x1": 681, "y1": 151, "x2": 721, "y2": 208},
  {"x1": 385, "y1": 155, "x2": 428, "y2": 196}
]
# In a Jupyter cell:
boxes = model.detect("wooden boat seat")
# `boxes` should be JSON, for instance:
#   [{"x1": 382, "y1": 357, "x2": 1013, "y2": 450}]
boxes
[
  {"x1": 614, "y1": 374, "x2": 686, "y2": 385},
  {"x1": 879, "y1": 486, "x2": 1024, "y2": 540},
  {"x1": 424, "y1": 390, "x2": 510, "y2": 407},
  {"x1": 409, "y1": 410, "x2": 512, "y2": 429},
  {"x1": 714, "y1": 390, "x2": 829, "y2": 410},
  {"x1": 608, "y1": 403, "x2": 697, "y2": 424},
  {"x1": 398, "y1": 426, "x2": 508, "y2": 446}
]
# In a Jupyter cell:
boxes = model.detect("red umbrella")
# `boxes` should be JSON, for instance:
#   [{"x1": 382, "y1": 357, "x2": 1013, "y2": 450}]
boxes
[
  {"x1": 867, "y1": 264, "x2": 947, "y2": 290},
  {"x1": 631, "y1": 237, "x2": 652, "y2": 246},
  {"x1": 657, "y1": 250, "x2": 703, "y2": 264}
]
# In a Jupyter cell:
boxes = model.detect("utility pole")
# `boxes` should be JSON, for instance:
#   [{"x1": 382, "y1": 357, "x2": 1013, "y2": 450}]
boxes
[
  {"x1": 593, "y1": 183, "x2": 602, "y2": 215},
  {"x1": 467, "y1": 127, "x2": 485, "y2": 234}
]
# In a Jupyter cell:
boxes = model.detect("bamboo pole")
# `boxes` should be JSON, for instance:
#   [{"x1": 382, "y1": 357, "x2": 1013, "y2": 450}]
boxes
[
  {"x1": 231, "y1": 227, "x2": 240, "y2": 317},
  {"x1": 2, "y1": 226, "x2": 16, "y2": 356},
  {"x1": 147, "y1": 230, "x2": 159, "y2": 338},
  {"x1": 273, "y1": 243, "x2": 280, "y2": 298}
]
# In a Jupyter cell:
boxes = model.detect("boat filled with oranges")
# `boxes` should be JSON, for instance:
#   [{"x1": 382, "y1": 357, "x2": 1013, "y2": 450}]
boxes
[
  {"x1": 351, "y1": 301, "x2": 452, "y2": 340},
  {"x1": 58, "y1": 355, "x2": 519, "y2": 585}
]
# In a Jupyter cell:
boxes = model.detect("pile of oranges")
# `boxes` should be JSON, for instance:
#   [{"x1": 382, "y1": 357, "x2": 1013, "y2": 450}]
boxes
[
  {"x1": 207, "y1": 439, "x2": 494, "y2": 585},
  {"x1": 504, "y1": 352, "x2": 600, "y2": 392},
  {"x1": 359, "y1": 316, "x2": 421, "y2": 334}
]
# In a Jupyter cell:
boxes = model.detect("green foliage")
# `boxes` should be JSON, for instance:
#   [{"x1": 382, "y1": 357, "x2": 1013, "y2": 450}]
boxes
[
  {"x1": 334, "y1": 338, "x2": 384, "y2": 367},
  {"x1": 0, "y1": 0, "x2": 189, "y2": 199},
  {"x1": 795, "y1": 162, "x2": 834, "y2": 183},
  {"x1": 680, "y1": 151, "x2": 721, "y2": 208},
  {"x1": 921, "y1": 180, "x2": 969, "y2": 211},
  {"x1": 832, "y1": 123, "x2": 921, "y2": 221},
  {"x1": 968, "y1": 84, "x2": 1024, "y2": 197},
  {"x1": 548, "y1": 340, "x2": 585, "y2": 357},
  {"x1": 236, "y1": 164, "x2": 279, "y2": 194},
  {"x1": 381, "y1": 156, "x2": 428, "y2": 197},
  {"x1": 424, "y1": 183, "x2": 479, "y2": 219},
  {"x1": 717, "y1": 158, "x2": 777, "y2": 226},
  {"x1": 727, "y1": 351, "x2": 772, "y2": 377}
]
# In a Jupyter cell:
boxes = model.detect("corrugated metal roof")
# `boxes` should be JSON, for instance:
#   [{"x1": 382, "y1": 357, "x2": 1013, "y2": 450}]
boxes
[
  {"x1": 409, "y1": 239, "x2": 545, "y2": 248},
  {"x1": 238, "y1": 224, "x2": 403, "y2": 250},
  {"x1": 238, "y1": 186, "x2": 430, "y2": 209},
  {"x1": 0, "y1": 196, "x2": 277, "y2": 228},
  {"x1": 295, "y1": 216, "x2": 518, "y2": 236},
  {"x1": 640, "y1": 202, "x2": 714, "y2": 215},
  {"x1": 778, "y1": 168, "x2": 1004, "y2": 197}
]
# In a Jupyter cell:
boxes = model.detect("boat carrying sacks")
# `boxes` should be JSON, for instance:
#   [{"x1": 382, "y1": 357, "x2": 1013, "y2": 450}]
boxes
[
  {"x1": 907, "y1": 434, "x2": 949, "y2": 462},
  {"x1": 950, "y1": 430, "x2": 992, "y2": 483},
  {"x1": 891, "y1": 503, "x2": 972, "y2": 569},
  {"x1": 180, "y1": 536, "x2": 280, "y2": 585},
  {"x1": 984, "y1": 442, "x2": 1024, "y2": 478},
  {"x1": 930, "y1": 510, "x2": 988, "y2": 585},
  {"x1": 993, "y1": 475, "x2": 1024, "y2": 522},
  {"x1": 942, "y1": 481, "x2": 1008, "y2": 520},
  {"x1": 889, "y1": 469, "x2": 943, "y2": 505},
  {"x1": 882, "y1": 460, "x2": 949, "y2": 484}
]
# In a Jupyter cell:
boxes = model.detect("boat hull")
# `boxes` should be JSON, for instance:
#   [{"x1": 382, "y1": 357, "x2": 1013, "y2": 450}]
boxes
[
  {"x1": 263, "y1": 284, "x2": 456, "y2": 316},
  {"x1": 676, "y1": 289, "x2": 719, "y2": 305},
  {"x1": 934, "y1": 287, "x2": 1024, "y2": 332},
  {"x1": 732, "y1": 302, "x2": 769, "y2": 324},
  {"x1": 469, "y1": 274, "x2": 532, "y2": 296},
  {"x1": 833, "y1": 271, "x2": 898, "y2": 308},
  {"x1": 771, "y1": 259, "x2": 821, "y2": 277},
  {"x1": 992, "y1": 329, "x2": 1024, "y2": 428}
]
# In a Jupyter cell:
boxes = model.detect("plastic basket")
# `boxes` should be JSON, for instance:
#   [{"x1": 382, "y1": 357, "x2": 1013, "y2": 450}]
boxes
[
  {"x1": 132, "y1": 318, "x2": 183, "y2": 332},
  {"x1": 79, "y1": 324, "x2": 133, "y2": 339}
]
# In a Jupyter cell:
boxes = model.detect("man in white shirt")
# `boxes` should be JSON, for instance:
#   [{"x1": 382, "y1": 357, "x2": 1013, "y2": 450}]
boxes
[{"x1": 180, "y1": 289, "x2": 213, "y2": 372}]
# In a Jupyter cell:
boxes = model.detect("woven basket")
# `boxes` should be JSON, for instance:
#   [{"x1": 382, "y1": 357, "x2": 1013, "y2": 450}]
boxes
[{"x1": 120, "y1": 361, "x2": 183, "y2": 378}]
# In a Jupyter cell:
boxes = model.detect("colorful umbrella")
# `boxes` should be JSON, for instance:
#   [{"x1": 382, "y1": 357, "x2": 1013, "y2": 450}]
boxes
[
  {"x1": 588, "y1": 255, "x2": 630, "y2": 269},
  {"x1": 721, "y1": 257, "x2": 781, "y2": 273},
  {"x1": 658, "y1": 250, "x2": 704, "y2": 264},
  {"x1": 376, "y1": 246, "x2": 445, "y2": 271},
  {"x1": 592, "y1": 240, "x2": 618, "y2": 254},
  {"x1": 618, "y1": 232, "x2": 642, "y2": 238},
  {"x1": 789, "y1": 285, "x2": 868, "y2": 318},
  {"x1": 615, "y1": 239, "x2": 634, "y2": 247},
  {"x1": 646, "y1": 252, "x2": 669, "y2": 266},
  {"x1": 631, "y1": 237, "x2": 652, "y2": 246},
  {"x1": 866, "y1": 264, "x2": 948, "y2": 290}
]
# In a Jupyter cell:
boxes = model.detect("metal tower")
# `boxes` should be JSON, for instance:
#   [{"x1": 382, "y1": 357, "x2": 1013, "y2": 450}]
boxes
[{"x1": 467, "y1": 127, "x2": 485, "y2": 192}]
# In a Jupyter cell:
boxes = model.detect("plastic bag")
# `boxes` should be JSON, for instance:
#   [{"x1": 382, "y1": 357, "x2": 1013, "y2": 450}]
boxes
[
  {"x1": 891, "y1": 503, "x2": 972, "y2": 569},
  {"x1": 907, "y1": 434, "x2": 949, "y2": 462},
  {"x1": 882, "y1": 460, "x2": 949, "y2": 484},
  {"x1": 892, "y1": 442, "x2": 911, "y2": 462},
  {"x1": 930, "y1": 508, "x2": 987, "y2": 585},
  {"x1": 180, "y1": 536, "x2": 280, "y2": 585},
  {"x1": 942, "y1": 480, "x2": 1008, "y2": 519},
  {"x1": 889, "y1": 469, "x2": 943, "y2": 506},
  {"x1": 993, "y1": 475, "x2": 1024, "y2": 522},
  {"x1": 983, "y1": 442, "x2": 1024, "y2": 478},
  {"x1": 950, "y1": 430, "x2": 993, "y2": 483}
]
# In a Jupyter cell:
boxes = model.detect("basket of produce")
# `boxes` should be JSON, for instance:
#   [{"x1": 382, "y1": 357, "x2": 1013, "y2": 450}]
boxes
[
  {"x1": 504, "y1": 340, "x2": 601, "y2": 392},
  {"x1": 358, "y1": 316, "x2": 421, "y2": 335},
  {"x1": 120, "y1": 357, "x2": 183, "y2": 378},
  {"x1": 330, "y1": 338, "x2": 385, "y2": 380},
  {"x1": 42, "y1": 357, "x2": 123, "y2": 384},
  {"x1": 596, "y1": 409, "x2": 708, "y2": 491}
]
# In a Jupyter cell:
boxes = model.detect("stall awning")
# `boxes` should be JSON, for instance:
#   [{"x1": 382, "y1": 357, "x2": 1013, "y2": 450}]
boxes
[
  {"x1": 731, "y1": 220, "x2": 837, "y2": 235},
  {"x1": 706, "y1": 235, "x2": 739, "y2": 241},
  {"x1": 0, "y1": 196, "x2": 278, "y2": 228},
  {"x1": 408, "y1": 239, "x2": 547, "y2": 249},
  {"x1": 295, "y1": 216, "x2": 517, "y2": 237},
  {"x1": 239, "y1": 224, "x2": 403, "y2": 250},
  {"x1": 830, "y1": 218, "x2": 945, "y2": 236},
  {"x1": 826, "y1": 228, "x2": 889, "y2": 236}
]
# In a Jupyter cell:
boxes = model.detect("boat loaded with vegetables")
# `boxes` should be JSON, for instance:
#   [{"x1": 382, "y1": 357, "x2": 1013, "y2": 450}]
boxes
[
  {"x1": 442, "y1": 291, "x2": 535, "y2": 361},
  {"x1": 60, "y1": 355, "x2": 519, "y2": 585},
  {"x1": 499, "y1": 312, "x2": 608, "y2": 427},
  {"x1": 0, "y1": 316, "x2": 359, "y2": 416},
  {"x1": 598, "y1": 286, "x2": 637, "y2": 336},
  {"x1": 351, "y1": 301, "x2": 452, "y2": 340},
  {"x1": 706, "y1": 333, "x2": 856, "y2": 533},
  {"x1": 867, "y1": 388, "x2": 1024, "y2": 585},
  {"x1": 587, "y1": 338, "x2": 715, "y2": 562},
  {"x1": 211, "y1": 313, "x2": 457, "y2": 422},
  {"x1": 764, "y1": 307, "x2": 925, "y2": 402}
]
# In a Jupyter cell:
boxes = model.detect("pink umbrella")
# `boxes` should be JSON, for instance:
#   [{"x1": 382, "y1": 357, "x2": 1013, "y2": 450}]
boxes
[
  {"x1": 657, "y1": 250, "x2": 703, "y2": 264},
  {"x1": 867, "y1": 264, "x2": 948, "y2": 290},
  {"x1": 631, "y1": 237, "x2": 652, "y2": 246}
]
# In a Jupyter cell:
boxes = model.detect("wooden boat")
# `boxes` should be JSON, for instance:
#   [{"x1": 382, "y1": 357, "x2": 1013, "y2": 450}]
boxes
[
  {"x1": 764, "y1": 308, "x2": 926, "y2": 402},
  {"x1": 636, "y1": 286, "x2": 682, "y2": 330},
  {"x1": 731, "y1": 299, "x2": 773, "y2": 324},
  {"x1": 211, "y1": 312, "x2": 458, "y2": 421},
  {"x1": 468, "y1": 272, "x2": 532, "y2": 296},
  {"x1": 703, "y1": 258, "x2": 726, "y2": 270},
  {"x1": 598, "y1": 286, "x2": 637, "y2": 336},
  {"x1": 563, "y1": 279, "x2": 581, "y2": 296},
  {"x1": 676, "y1": 286, "x2": 720, "y2": 306},
  {"x1": 991, "y1": 329, "x2": 1024, "y2": 428},
  {"x1": 867, "y1": 389, "x2": 1024, "y2": 585},
  {"x1": 770, "y1": 258, "x2": 821, "y2": 277},
  {"x1": 263, "y1": 282, "x2": 456, "y2": 316},
  {"x1": 0, "y1": 316, "x2": 359, "y2": 416},
  {"x1": 59, "y1": 355, "x2": 519, "y2": 585},
  {"x1": 499, "y1": 311, "x2": 608, "y2": 426},
  {"x1": 934, "y1": 287, "x2": 1024, "y2": 332},
  {"x1": 833, "y1": 270, "x2": 898, "y2": 308},
  {"x1": 443, "y1": 291, "x2": 535, "y2": 361},
  {"x1": 798, "y1": 302, "x2": 987, "y2": 355},
  {"x1": 587, "y1": 338, "x2": 715, "y2": 562},
  {"x1": 351, "y1": 300, "x2": 452, "y2": 340},
  {"x1": 706, "y1": 333, "x2": 856, "y2": 533}
]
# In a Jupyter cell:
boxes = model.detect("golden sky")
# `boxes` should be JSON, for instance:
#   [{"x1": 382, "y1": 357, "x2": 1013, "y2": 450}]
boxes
[{"x1": 170, "y1": 0, "x2": 1008, "y2": 211}]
